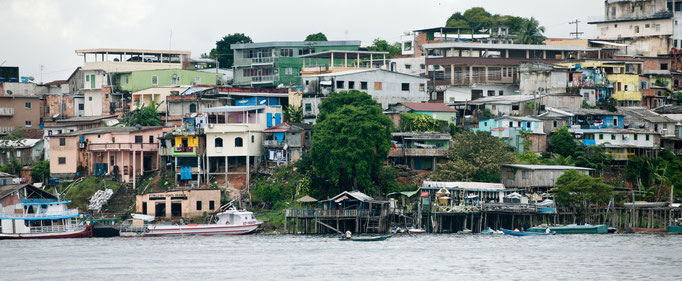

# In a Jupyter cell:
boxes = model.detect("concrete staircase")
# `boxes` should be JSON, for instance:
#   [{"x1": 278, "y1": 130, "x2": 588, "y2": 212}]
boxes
[{"x1": 101, "y1": 185, "x2": 136, "y2": 219}]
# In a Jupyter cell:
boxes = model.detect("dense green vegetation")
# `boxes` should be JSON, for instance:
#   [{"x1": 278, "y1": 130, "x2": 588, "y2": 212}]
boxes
[
  {"x1": 367, "y1": 39, "x2": 402, "y2": 57},
  {"x1": 282, "y1": 104, "x2": 303, "y2": 123},
  {"x1": 445, "y1": 7, "x2": 546, "y2": 44},
  {"x1": 433, "y1": 130, "x2": 516, "y2": 182},
  {"x1": 206, "y1": 33, "x2": 253, "y2": 68},
  {"x1": 305, "y1": 32, "x2": 328, "y2": 41},
  {"x1": 123, "y1": 102, "x2": 163, "y2": 126},
  {"x1": 399, "y1": 113, "x2": 447, "y2": 132},
  {"x1": 30, "y1": 160, "x2": 50, "y2": 183},
  {"x1": 62, "y1": 177, "x2": 118, "y2": 211},
  {"x1": 553, "y1": 170, "x2": 614, "y2": 223},
  {"x1": 626, "y1": 150, "x2": 682, "y2": 200}
]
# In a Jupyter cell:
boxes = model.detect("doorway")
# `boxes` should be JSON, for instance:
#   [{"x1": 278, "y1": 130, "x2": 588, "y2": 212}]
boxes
[
  {"x1": 171, "y1": 202, "x2": 182, "y2": 217},
  {"x1": 143, "y1": 155, "x2": 152, "y2": 171},
  {"x1": 155, "y1": 202, "x2": 166, "y2": 217}
]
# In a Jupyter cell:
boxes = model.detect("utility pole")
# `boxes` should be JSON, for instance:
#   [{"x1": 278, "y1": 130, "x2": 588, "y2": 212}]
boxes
[{"x1": 569, "y1": 20, "x2": 584, "y2": 39}]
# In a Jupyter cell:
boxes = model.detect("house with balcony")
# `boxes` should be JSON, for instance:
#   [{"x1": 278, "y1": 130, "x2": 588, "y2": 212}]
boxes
[
  {"x1": 559, "y1": 60, "x2": 644, "y2": 106},
  {"x1": 487, "y1": 116, "x2": 546, "y2": 153},
  {"x1": 588, "y1": 0, "x2": 674, "y2": 56},
  {"x1": 301, "y1": 69, "x2": 429, "y2": 123},
  {"x1": 262, "y1": 122, "x2": 312, "y2": 166},
  {"x1": 159, "y1": 118, "x2": 207, "y2": 188},
  {"x1": 537, "y1": 107, "x2": 625, "y2": 134},
  {"x1": 49, "y1": 126, "x2": 167, "y2": 188},
  {"x1": 230, "y1": 41, "x2": 361, "y2": 88},
  {"x1": 409, "y1": 27, "x2": 513, "y2": 57},
  {"x1": 569, "y1": 127, "x2": 660, "y2": 160},
  {"x1": 42, "y1": 115, "x2": 117, "y2": 161},
  {"x1": 204, "y1": 105, "x2": 282, "y2": 190},
  {"x1": 456, "y1": 94, "x2": 548, "y2": 118},
  {"x1": 0, "y1": 95, "x2": 42, "y2": 138},
  {"x1": 0, "y1": 139, "x2": 44, "y2": 167},
  {"x1": 389, "y1": 132, "x2": 452, "y2": 171},
  {"x1": 422, "y1": 41, "x2": 602, "y2": 100}
]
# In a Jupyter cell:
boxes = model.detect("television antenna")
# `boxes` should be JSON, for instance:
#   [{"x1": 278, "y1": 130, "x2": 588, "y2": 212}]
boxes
[{"x1": 569, "y1": 20, "x2": 584, "y2": 39}]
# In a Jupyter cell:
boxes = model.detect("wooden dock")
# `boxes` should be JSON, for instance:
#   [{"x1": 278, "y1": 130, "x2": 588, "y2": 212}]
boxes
[{"x1": 284, "y1": 209, "x2": 389, "y2": 234}]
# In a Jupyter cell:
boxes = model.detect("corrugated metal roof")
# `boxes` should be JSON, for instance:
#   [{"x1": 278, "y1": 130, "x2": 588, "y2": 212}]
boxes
[
  {"x1": 0, "y1": 139, "x2": 42, "y2": 149},
  {"x1": 423, "y1": 42, "x2": 600, "y2": 52},
  {"x1": 401, "y1": 102, "x2": 457, "y2": 112},
  {"x1": 422, "y1": 181, "x2": 506, "y2": 191},
  {"x1": 231, "y1": 40, "x2": 361, "y2": 50},
  {"x1": 202, "y1": 105, "x2": 265, "y2": 113}
]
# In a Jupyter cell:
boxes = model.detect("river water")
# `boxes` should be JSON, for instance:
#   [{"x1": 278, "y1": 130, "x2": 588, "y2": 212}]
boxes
[{"x1": 2, "y1": 234, "x2": 681, "y2": 280}]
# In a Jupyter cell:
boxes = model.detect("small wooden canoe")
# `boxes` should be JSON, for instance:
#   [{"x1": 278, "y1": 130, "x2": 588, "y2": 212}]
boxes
[{"x1": 340, "y1": 235, "x2": 392, "y2": 242}]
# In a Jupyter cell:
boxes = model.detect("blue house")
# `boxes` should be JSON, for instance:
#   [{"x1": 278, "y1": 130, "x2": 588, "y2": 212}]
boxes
[{"x1": 538, "y1": 107, "x2": 624, "y2": 134}]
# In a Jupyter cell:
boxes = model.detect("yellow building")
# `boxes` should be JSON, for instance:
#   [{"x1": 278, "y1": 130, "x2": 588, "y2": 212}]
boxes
[{"x1": 558, "y1": 60, "x2": 643, "y2": 106}]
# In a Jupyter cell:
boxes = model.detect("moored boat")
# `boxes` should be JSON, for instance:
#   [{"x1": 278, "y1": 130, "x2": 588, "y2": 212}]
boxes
[
  {"x1": 0, "y1": 184, "x2": 91, "y2": 239},
  {"x1": 92, "y1": 218, "x2": 120, "y2": 237},
  {"x1": 501, "y1": 228, "x2": 554, "y2": 236},
  {"x1": 668, "y1": 226, "x2": 682, "y2": 233},
  {"x1": 340, "y1": 235, "x2": 392, "y2": 242},
  {"x1": 527, "y1": 224, "x2": 608, "y2": 234},
  {"x1": 120, "y1": 207, "x2": 262, "y2": 237},
  {"x1": 407, "y1": 227, "x2": 426, "y2": 234},
  {"x1": 629, "y1": 227, "x2": 667, "y2": 233}
]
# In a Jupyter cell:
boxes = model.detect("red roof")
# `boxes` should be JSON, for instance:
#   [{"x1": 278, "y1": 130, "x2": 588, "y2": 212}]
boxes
[
  {"x1": 401, "y1": 102, "x2": 457, "y2": 112},
  {"x1": 44, "y1": 80, "x2": 68, "y2": 85}
]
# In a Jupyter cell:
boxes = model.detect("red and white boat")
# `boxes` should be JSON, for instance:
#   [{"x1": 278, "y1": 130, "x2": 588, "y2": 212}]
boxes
[
  {"x1": 0, "y1": 184, "x2": 91, "y2": 239},
  {"x1": 120, "y1": 208, "x2": 262, "y2": 237}
]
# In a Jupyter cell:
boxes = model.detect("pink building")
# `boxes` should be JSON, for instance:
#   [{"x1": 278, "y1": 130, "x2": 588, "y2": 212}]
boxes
[{"x1": 49, "y1": 126, "x2": 169, "y2": 188}]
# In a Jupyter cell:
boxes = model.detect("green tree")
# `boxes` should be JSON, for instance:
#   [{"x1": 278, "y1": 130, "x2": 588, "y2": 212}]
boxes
[
  {"x1": 433, "y1": 131, "x2": 516, "y2": 182},
  {"x1": 553, "y1": 170, "x2": 614, "y2": 223},
  {"x1": 209, "y1": 33, "x2": 253, "y2": 68},
  {"x1": 311, "y1": 90, "x2": 393, "y2": 192},
  {"x1": 30, "y1": 160, "x2": 50, "y2": 183},
  {"x1": 549, "y1": 126, "x2": 578, "y2": 157},
  {"x1": 305, "y1": 32, "x2": 328, "y2": 41},
  {"x1": 446, "y1": 7, "x2": 494, "y2": 31},
  {"x1": 123, "y1": 102, "x2": 163, "y2": 126},
  {"x1": 282, "y1": 104, "x2": 303, "y2": 123},
  {"x1": 514, "y1": 17, "x2": 546, "y2": 44},
  {"x1": 367, "y1": 39, "x2": 402, "y2": 57},
  {"x1": 399, "y1": 113, "x2": 444, "y2": 132},
  {"x1": 0, "y1": 127, "x2": 25, "y2": 174},
  {"x1": 574, "y1": 145, "x2": 611, "y2": 175}
]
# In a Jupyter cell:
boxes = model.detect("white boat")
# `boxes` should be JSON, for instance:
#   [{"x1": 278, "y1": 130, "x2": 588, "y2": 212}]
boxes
[
  {"x1": 120, "y1": 208, "x2": 262, "y2": 237},
  {"x1": 408, "y1": 227, "x2": 426, "y2": 234}
]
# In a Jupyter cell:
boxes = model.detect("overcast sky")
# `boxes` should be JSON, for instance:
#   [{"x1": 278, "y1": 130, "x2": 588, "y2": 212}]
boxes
[{"x1": 0, "y1": 0, "x2": 603, "y2": 82}]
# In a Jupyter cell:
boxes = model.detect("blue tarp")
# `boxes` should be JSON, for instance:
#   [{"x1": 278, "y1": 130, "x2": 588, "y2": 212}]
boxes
[
  {"x1": 236, "y1": 97, "x2": 281, "y2": 106},
  {"x1": 180, "y1": 166, "x2": 192, "y2": 180},
  {"x1": 274, "y1": 132, "x2": 285, "y2": 143}
]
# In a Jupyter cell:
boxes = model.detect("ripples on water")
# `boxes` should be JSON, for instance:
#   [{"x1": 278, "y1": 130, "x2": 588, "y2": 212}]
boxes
[{"x1": 2, "y1": 234, "x2": 682, "y2": 280}]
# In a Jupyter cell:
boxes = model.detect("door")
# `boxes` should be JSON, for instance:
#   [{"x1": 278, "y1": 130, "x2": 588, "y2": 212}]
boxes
[
  {"x1": 155, "y1": 203, "x2": 166, "y2": 217},
  {"x1": 143, "y1": 155, "x2": 152, "y2": 171},
  {"x1": 171, "y1": 203, "x2": 182, "y2": 217}
]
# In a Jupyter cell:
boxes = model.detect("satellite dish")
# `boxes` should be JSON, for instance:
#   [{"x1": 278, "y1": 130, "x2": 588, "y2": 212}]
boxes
[
  {"x1": 259, "y1": 99, "x2": 267, "y2": 105},
  {"x1": 53, "y1": 114, "x2": 59, "y2": 118},
  {"x1": 190, "y1": 113, "x2": 197, "y2": 117},
  {"x1": 6, "y1": 90, "x2": 12, "y2": 95}
]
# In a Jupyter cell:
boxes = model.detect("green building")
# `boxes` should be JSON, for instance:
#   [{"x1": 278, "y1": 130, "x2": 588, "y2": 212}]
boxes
[
  {"x1": 230, "y1": 40, "x2": 360, "y2": 88},
  {"x1": 117, "y1": 69, "x2": 222, "y2": 92}
]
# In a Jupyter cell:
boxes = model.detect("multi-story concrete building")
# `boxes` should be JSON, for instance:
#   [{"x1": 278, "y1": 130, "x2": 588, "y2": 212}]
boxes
[
  {"x1": 389, "y1": 131, "x2": 452, "y2": 171},
  {"x1": 119, "y1": 69, "x2": 221, "y2": 93},
  {"x1": 559, "y1": 60, "x2": 644, "y2": 106},
  {"x1": 589, "y1": 0, "x2": 677, "y2": 56},
  {"x1": 570, "y1": 127, "x2": 661, "y2": 160},
  {"x1": 0, "y1": 95, "x2": 43, "y2": 138},
  {"x1": 537, "y1": 107, "x2": 625, "y2": 134},
  {"x1": 230, "y1": 41, "x2": 361, "y2": 88},
  {"x1": 301, "y1": 69, "x2": 429, "y2": 123},
  {"x1": 49, "y1": 126, "x2": 168, "y2": 188}
]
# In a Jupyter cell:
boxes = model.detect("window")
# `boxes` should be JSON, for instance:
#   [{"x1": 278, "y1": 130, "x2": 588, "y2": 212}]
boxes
[
  {"x1": 622, "y1": 135, "x2": 626, "y2": 140},
  {"x1": 661, "y1": 63, "x2": 668, "y2": 70},
  {"x1": 526, "y1": 122, "x2": 531, "y2": 128},
  {"x1": 25, "y1": 102, "x2": 31, "y2": 109},
  {"x1": 215, "y1": 138, "x2": 223, "y2": 147},
  {"x1": 374, "y1": 82, "x2": 382, "y2": 90},
  {"x1": 89, "y1": 96, "x2": 93, "y2": 101},
  {"x1": 189, "y1": 103, "x2": 197, "y2": 113},
  {"x1": 614, "y1": 117, "x2": 618, "y2": 127},
  {"x1": 58, "y1": 157, "x2": 66, "y2": 164},
  {"x1": 348, "y1": 81, "x2": 355, "y2": 89},
  {"x1": 487, "y1": 90, "x2": 495, "y2": 97},
  {"x1": 624, "y1": 85, "x2": 629, "y2": 91},
  {"x1": 196, "y1": 201, "x2": 202, "y2": 211},
  {"x1": 361, "y1": 81, "x2": 368, "y2": 90},
  {"x1": 25, "y1": 121, "x2": 31, "y2": 127},
  {"x1": 553, "y1": 121, "x2": 558, "y2": 128},
  {"x1": 112, "y1": 137, "x2": 115, "y2": 143},
  {"x1": 209, "y1": 201, "x2": 215, "y2": 210},
  {"x1": 405, "y1": 64, "x2": 412, "y2": 69},
  {"x1": 646, "y1": 134, "x2": 650, "y2": 141},
  {"x1": 124, "y1": 76, "x2": 129, "y2": 84},
  {"x1": 285, "y1": 67, "x2": 293, "y2": 75},
  {"x1": 280, "y1": 49, "x2": 293, "y2": 57},
  {"x1": 420, "y1": 64, "x2": 425, "y2": 70},
  {"x1": 634, "y1": 26, "x2": 639, "y2": 33},
  {"x1": 611, "y1": 134, "x2": 615, "y2": 140},
  {"x1": 235, "y1": 137, "x2": 243, "y2": 147},
  {"x1": 149, "y1": 136, "x2": 154, "y2": 143},
  {"x1": 401, "y1": 83, "x2": 410, "y2": 91},
  {"x1": 419, "y1": 83, "x2": 425, "y2": 91},
  {"x1": 508, "y1": 121, "x2": 513, "y2": 127},
  {"x1": 135, "y1": 136, "x2": 143, "y2": 143},
  {"x1": 305, "y1": 103, "x2": 312, "y2": 112},
  {"x1": 78, "y1": 104, "x2": 84, "y2": 110},
  {"x1": 60, "y1": 138, "x2": 66, "y2": 146},
  {"x1": 522, "y1": 171, "x2": 528, "y2": 179},
  {"x1": 599, "y1": 134, "x2": 604, "y2": 140},
  {"x1": 16, "y1": 151, "x2": 21, "y2": 158},
  {"x1": 86, "y1": 75, "x2": 89, "y2": 81},
  {"x1": 172, "y1": 74, "x2": 180, "y2": 85},
  {"x1": 152, "y1": 75, "x2": 158, "y2": 85},
  {"x1": 336, "y1": 80, "x2": 344, "y2": 89},
  {"x1": 251, "y1": 135, "x2": 255, "y2": 143},
  {"x1": 110, "y1": 155, "x2": 115, "y2": 166},
  {"x1": 512, "y1": 105, "x2": 520, "y2": 111},
  {"x1": 194, "y1": 77, "x2": 201, "y2": 84},
  {"x1": 498, "y1": 90, "x2": 504, "y2": 96},
  {"x1": 634, "y1": 134, "x2": 638, "y2": 141}
]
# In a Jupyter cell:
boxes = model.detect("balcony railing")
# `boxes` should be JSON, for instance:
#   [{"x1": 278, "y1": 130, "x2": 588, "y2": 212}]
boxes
[
  {"x1": 251, "y1": 57, "x2": 278, "y2": 64},
  {"x1": 88, "y1": 143, "x2": 158, "y2": 152},
  {"x1": 263, "y1": 140, "x2": 283, "y2": 147},
  {"x1": 0, "y1": 127, "x2": 14, "y2": 133},
  {"x1": 0, "y1": 107, "x2": 14, "y2": 116},
  {"x1": 174, "y1": 146, "x2": 195, "y2": 153},
  {"x1": 285, "y1": 209, "x2": 387, "y2": 218},
  {"x1": 30, "y1": 224, "x2": 82, "y2": 233},
  {"x1": 0, "y1": 209, "x2": 79, "y2": 219},
  {"x1": 251, "y1": 75, "x2": 279, "y2": 83}
]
